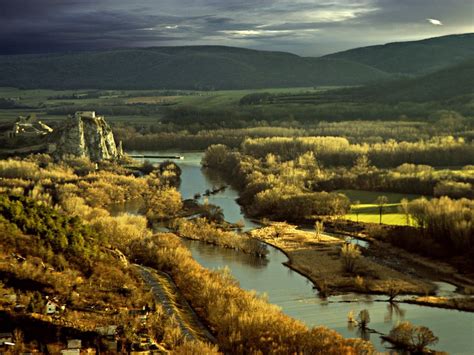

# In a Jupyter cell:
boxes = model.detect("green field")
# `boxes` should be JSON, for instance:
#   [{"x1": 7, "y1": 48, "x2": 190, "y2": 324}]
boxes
[
  {"x1": 338, "y1": 189, "x2": 422, "y2": 226},
  {"x1": 0, "y1": 86, "x2": 335, "y2": 124}
]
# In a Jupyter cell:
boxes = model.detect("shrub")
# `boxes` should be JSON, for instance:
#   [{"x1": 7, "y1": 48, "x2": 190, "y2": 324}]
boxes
[
  {"x1": 341, "y1": 243, "x2": 361, "y2": 273},
  {"x1": 354, "y1": 275, "x2": 365, "y2": 291},
  {"x1": 386, "y1": 321, "x2": 438, "y2": 353},
  {"x1": 146, "y1": 187, "x2": 183, "y2": 220}
]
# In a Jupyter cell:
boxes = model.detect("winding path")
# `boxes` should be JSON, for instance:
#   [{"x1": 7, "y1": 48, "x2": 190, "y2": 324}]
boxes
[{"x1": 134, "y1": 264, "x2": 217, "y2": 344}]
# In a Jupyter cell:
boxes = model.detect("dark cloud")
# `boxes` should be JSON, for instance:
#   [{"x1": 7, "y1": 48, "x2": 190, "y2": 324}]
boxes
[{"x1": 0, "y1": 0, "x2": 472, "y2": 56}]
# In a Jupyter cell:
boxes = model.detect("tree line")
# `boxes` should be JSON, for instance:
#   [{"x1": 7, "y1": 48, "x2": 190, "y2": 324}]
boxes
[
  {"x1": 240, "y1": 136, "x2": 474, "y2": 168},
  {"x1": 115, "y1": 114, "x2": 473, "y2": 152}
]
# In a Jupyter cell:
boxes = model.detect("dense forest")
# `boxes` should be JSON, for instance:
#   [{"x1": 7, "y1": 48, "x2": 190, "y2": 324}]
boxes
[
  {"x1": 0, "y1": 47, "x2": 389, "y2": 90},
  {"x1": 325, "y1": 33, "x2": 474, "y2": 75}
]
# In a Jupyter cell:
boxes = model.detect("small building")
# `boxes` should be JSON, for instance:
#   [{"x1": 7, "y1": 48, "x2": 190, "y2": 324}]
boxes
[
  {"x1": 14, "y1": 304, "x2": 26, "y2": 313},
  {"x1": 67, "y1": 339, "x2": 81, "y2": 349},
  {"x1": 128, "y1": 308, "x2": 149, "y2": 323},
  {"x1": 60, "y1": 349, "x2": 80, "y2": 355},
  {"x1": 96, "y1": 325, "x2": 118, "y2": 352},
  {"x1": 95, "y1": 325, "x2": 117, "y2": 338},
  {"x1": 46, "y1": 300, "x2": 60, "y2": 314},
  {"x1": 0, "y1": 332, "x2": 13, "y2": 345},
  {"x1": 75, "y1": 111, "x2": 96, "y2": 119},
  {"x1": 1, "y1": 292, "x2": 17, "y2": 303}
]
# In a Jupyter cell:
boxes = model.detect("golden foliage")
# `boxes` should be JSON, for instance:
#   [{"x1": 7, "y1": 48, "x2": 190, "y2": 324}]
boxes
[{"x1": 130, "y1": 233, "x2": 374, "y2": 354}]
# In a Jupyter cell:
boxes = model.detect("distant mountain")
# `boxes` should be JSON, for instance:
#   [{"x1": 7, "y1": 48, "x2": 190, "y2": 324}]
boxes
[
  {"x1": 331, "y1": 59, "x2": 474, "y2": 103},
  {"x1": 0, "y1": 46, "x2": 390, "y2": 90},
  {"x1": 325, "y1": 33, "x2": 474, "y2": 75}
]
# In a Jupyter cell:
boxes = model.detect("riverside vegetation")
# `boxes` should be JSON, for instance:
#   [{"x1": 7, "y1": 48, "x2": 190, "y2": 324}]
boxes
[
  {"x1": 0, "y1": 155, "x2": 374, "y2": 353},
  {"x1": 202, "y1": 138, "x2": 474, "y2": 282}
]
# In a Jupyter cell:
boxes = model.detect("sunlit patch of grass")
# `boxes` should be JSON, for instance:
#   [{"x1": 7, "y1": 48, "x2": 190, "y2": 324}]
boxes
[
  {"x1": 345, "y1": 211, "x2": 407, "y2": 225},
  {"x1": 338, "y1": 189, "x2": 422, "y2": 226}
]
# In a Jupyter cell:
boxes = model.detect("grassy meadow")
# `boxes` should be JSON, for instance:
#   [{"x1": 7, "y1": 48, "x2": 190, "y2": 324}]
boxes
[{"x1": 339, "y1": 189, "x2": 422, "y2": 225}]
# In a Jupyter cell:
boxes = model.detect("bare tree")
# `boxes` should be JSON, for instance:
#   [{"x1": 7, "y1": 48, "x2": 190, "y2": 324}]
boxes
[
  {"x1": 375, "y1": 195, "x2": 389, "y2": 224},
  {"x1": 386, "y1": 279, "x2": 401, "y2": 302},
  {"x1": 314, "y1": 221, "x2": 324, "y2": 241}
]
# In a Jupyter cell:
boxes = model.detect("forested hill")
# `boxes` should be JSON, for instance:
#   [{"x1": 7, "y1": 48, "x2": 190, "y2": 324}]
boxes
[
  {"x1": 1, "y1": 33, "x2": 472, "y2": 90},
  {"x1": 324, "y1": 33, "x2": 474, "y2": 75},
  {"x1": 331, "y1": 58, "x2": 474, "y2": 103},
  {"x1": 0, "y1": 46, "x2": 390, "y2": 90}
]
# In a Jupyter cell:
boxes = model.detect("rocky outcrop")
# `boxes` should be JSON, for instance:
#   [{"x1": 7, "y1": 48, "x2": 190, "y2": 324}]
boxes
[{"x1": 49, "y1": 111, "x2": 120, "y2": 162}]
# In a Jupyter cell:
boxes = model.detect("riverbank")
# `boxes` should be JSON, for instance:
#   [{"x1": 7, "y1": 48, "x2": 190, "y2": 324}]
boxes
[
  {"x1": 250, "y1": 223, "x2": 474, "y2": 312},
  {"x1": 250, "y1": 223, "x2": 435, "y2": 296},
  {"x1": 313, "y1": 219, "x2": 474, "y2": 298},
  {"x1": 406, "y1": 296, "x2": 474, "y2": 312}
]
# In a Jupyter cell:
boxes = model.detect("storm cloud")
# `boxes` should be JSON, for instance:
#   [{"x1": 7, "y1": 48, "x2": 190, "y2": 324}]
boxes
[{"x1": 1, "y1": 0, "x2": 472, "y2": 56}]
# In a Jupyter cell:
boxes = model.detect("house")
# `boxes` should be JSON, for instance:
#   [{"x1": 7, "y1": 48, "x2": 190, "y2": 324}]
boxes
[
  {"x1": 67, "y1": 339, "x2": 81, "y2": 349},
  {"x1": 0, "y1": 292, "x2": 17, "y2": 303},
  {"x1": 60, "y1": 339, "x2": 83, "y2": 355},
  {"x1": 96, "y1": 325, "x2": 118, "y2": 352},
  {"x1": 46, "y1": 300, "x2": 57, "y2": 314},
  {"x1": 0, "y1": 332, "x2": 15, "y2": 353},
  {"x1": 46, "y1": 300, "x2": 63, "y2": 314},
  {"x1": 0, "y1": 332, "x2": 13, "y2": 345},
  {"x1": 14, "y1": 304, "x2": 26, "y2": 313},
  {"x1": 75, "y1": 111, "x2": 96, "y2": 119},
  {"x1": 95, "y1": 325, "x2": 117, "y2": 337},
  {"x1": 129, "y1": 307, "x2": 149, "y2": 323}
]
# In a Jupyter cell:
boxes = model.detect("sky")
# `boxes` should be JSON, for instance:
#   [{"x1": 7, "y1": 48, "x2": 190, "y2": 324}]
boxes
[{"x1": 1, "y1": 0, "x2": 473, "y2": 56}]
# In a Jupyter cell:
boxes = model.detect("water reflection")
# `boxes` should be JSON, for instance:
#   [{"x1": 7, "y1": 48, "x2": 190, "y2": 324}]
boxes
[
  {"x1": 187, "y1": 239, "x2": 269, "y2": 268},
  {"x1": 357, "y1": 327, "x2": 371, "y2": 341},
  {"x1": 385, "y1": 303, "x2": 406, "y2": 323}
]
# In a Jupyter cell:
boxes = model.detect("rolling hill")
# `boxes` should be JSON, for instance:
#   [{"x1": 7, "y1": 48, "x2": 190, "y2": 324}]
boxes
[
  {"x1": 324, "y1": 33, "x2": 474, "y2": 75},
  {"x1": 332, "y1": 58, "x2": 474, "y2": 103},
  {"x1": 0, "y1": 46, "x2": 391, "y2": 90},
  {"x1": 0, "y1": 33, "x2": 472, "y2": 90}
]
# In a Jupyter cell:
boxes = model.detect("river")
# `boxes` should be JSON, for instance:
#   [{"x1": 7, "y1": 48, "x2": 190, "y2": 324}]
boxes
[{"x1": 134, "y1": 151, "x2": 474, "y2": 354}]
